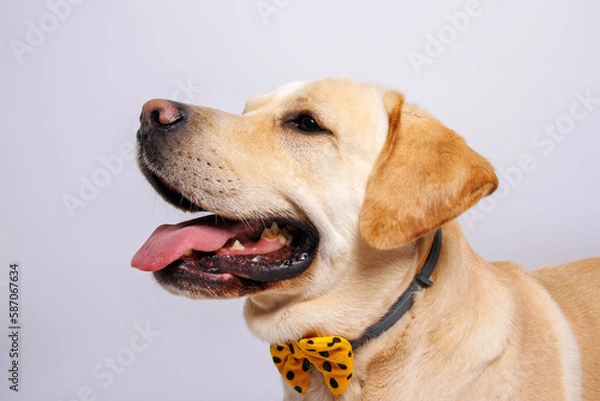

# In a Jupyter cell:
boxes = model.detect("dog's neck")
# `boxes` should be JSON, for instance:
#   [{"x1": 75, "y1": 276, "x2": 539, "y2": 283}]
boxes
[
  {"x1": 349, "y1": 228, "x2": 442, "y2": 349},
  {"x1": 345, "y1": 223, "x2": 516, "y2": 400},
  {"x1": 273, "y1": 228, "x2": 446, "y2": 400}
]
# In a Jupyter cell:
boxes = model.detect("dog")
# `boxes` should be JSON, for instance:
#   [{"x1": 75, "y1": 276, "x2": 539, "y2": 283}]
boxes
[{"x1": 131, "y1": 78, "x2": 599, "y2": 400}]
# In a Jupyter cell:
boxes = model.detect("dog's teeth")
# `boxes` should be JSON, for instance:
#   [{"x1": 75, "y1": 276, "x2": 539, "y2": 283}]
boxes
[
  {"x1": 260, "y1": 222, "x2": 293, "y2": 246},
  {"x1": 277, "y1": 233, "x2": 292, "y2": 246},
  {"x1": 231, "y1": 240, "x2": 245, "y2": 251},
  {"x1": 261, "y1": 223, "x2": 280, "y2": 240},
  {"x1": 261, "y1": 230, "x2": 277, "y2": 241},
  {"x1": 183, "y1": 249, "x2": 194, "y2": 257}
]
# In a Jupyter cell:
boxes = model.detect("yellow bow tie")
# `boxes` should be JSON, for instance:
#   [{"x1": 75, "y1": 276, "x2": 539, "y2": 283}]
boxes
[{"x1": 270, "y1": 336, "x2": 355, "y2": 396}]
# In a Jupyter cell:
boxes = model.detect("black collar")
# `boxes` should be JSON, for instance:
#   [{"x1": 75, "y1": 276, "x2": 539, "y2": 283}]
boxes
[{"x1": 350, "y1": 229, "x2": 442, "y2": 349}]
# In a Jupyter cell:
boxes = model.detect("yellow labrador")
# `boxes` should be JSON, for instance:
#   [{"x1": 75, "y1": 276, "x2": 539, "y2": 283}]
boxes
[{"x1": 131, "y1": 78, "x2": 599, "y2": 400}]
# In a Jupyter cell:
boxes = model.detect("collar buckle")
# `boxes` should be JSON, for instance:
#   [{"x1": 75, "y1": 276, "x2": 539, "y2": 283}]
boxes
[{"x1": 416, "y1": 275, "x2": 433, "y2": 287}]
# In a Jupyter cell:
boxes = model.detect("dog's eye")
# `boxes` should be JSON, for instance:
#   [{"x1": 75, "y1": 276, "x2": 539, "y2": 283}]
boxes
[{"x1": 289, "y1": 114, "x2": 325, "y2": 133}]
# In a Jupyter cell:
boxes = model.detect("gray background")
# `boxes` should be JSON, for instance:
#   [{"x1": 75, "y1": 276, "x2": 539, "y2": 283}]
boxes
[{"x1": 1, "y1": 1, "x2": 599, "y2": 400}]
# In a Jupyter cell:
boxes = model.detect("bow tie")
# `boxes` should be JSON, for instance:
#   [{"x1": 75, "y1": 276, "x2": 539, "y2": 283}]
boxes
[{"x1": 270, "y1": 336, "x2": 355, "y2": 396}]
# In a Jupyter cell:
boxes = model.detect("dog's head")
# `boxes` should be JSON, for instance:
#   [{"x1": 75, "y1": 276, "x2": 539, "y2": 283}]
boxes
[{"x1": 132, "y1": 78, "x2": 497, "y2": 340}]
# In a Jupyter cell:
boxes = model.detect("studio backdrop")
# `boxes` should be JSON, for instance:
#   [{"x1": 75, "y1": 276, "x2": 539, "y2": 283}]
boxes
[{"x1": 1, "y1": 1, "x2": 599, "y2": 400}]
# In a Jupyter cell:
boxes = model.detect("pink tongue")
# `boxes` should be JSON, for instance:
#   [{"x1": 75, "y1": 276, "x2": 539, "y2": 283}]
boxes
[{"x1": 131, "y1": 219, "x2": 246, "y2": 272}]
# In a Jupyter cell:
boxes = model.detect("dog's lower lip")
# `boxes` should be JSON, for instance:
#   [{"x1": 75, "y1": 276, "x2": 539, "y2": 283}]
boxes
[
  {"x1": 181, "y1": 264, "x2": 234, "y2": 280},
  {"x1": 187, "y1": 246, "x2": 313, "y2": 283}
]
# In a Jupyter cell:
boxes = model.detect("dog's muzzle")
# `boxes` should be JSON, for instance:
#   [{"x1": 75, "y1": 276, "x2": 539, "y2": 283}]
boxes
[{"x1": 132, "y1": 99, "x2": 319, "y2": 298}]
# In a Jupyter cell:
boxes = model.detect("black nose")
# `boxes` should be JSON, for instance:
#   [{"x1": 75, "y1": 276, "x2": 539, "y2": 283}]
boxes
[{"x1": 138, "y1": 98, "x2": 187, "y2": 140}]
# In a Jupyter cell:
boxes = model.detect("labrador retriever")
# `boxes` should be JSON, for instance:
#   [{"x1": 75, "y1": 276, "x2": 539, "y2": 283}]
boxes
[{"x1": 131, "y1": 78, "x2": 599, "y2": 400}]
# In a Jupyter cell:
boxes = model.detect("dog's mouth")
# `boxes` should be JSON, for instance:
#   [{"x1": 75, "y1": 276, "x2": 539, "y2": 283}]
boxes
[{"x1": 131, "y1": 168, "x2": 318, "y2": 297}]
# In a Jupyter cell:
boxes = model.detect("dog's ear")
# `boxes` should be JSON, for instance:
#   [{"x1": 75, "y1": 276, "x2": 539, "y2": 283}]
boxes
[{"x1": 359, "y1": 91, "x2": 498, "y2": 250}]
